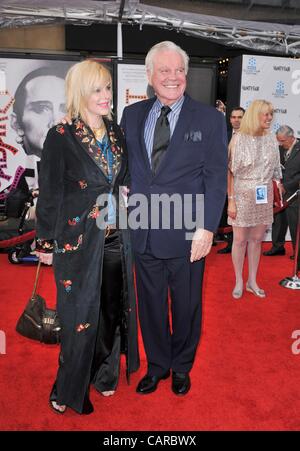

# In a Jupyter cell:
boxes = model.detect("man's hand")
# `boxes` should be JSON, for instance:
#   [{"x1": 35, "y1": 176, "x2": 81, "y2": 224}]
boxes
[
  {"x1": 35, "y1": 252, "x2": 53, "y2": 265},
  {"x1": 190, "y1": 228, "x2": 213, "y2": 262},
  {"x1": 227, "y1": 199, "x2": 237, "y2": 220},
  {"x1": 59, "y1": 115, "x2": 72, "y2": 125},
  {"x1": 278, "y1": 182, "x2": 286, "y2": 195}
]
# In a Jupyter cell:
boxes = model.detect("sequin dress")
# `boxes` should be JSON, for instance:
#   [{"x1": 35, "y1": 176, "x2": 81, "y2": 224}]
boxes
[{"x1": 228, "y1": 132, "x2": 281, "y2": 227}]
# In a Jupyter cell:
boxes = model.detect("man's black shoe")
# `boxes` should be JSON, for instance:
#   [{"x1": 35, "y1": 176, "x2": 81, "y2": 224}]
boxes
[
  {"x1": 263, "y1": 248, "x2": 285, "y2": 256},
  {"x1": 172, "y1": 372, "x2": 191, "y2": 396},
  {"x1": 217, "y1": 245, "x2": 232, "y2": 254},
  {"x1": 136, "y1": 371, "x2": 170, "y2": 394}
]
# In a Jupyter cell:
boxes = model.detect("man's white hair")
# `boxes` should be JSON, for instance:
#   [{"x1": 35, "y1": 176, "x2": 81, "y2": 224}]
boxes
[
  {"x1": 145, "y1": 41, "x2": 189, "y2": 75},
  {"x1": 276, "y1": 125, "x2": 294, "y2": 137}
]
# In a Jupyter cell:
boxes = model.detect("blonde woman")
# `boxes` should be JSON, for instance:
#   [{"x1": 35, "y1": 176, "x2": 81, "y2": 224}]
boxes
[
  {"x1": 35, "y1": 60, "x2": 139, "y2": 414},
  {"x1": 228, "y1": 100, "x2": 281, "y2": 299}
]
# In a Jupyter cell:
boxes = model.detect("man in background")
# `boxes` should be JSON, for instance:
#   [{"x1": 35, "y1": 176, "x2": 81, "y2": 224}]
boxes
[
  {"x1": 217, "y1": 106, "x2": 245, "y2": 254},
  {"x1": 263, "y1": 125, "x2": 300, "y2": 267}
]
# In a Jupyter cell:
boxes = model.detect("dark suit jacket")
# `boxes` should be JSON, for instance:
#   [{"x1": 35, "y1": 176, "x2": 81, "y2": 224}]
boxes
[
  {"x1": 281, "y1": 139, "x2": 300, "y2": 200},
  {"x1": 121, "y1": 94, "x2": 228, "y2": 258},
  {"x1": 227, "y1": 128, "x2": 233, "y2": 143}
]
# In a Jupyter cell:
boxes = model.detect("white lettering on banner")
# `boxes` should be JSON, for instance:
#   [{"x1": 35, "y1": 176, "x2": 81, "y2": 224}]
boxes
[{"x1": 291, "y1": 70, "x2": 300, "y2": 94}]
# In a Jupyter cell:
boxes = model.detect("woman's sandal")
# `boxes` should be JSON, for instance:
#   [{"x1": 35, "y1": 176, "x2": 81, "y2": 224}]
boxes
[
  {"x1": 49, "y1": 400, "x2": 67, "y2": 414},
  {"x1": 101, "y1": 390, "x2": 115, "y2": 397},
  {"x1": 246, "y1": 283, "x2": 266, "y2": 298}
]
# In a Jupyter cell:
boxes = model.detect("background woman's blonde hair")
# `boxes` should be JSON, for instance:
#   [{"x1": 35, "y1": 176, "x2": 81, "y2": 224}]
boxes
[
  {"x1": 65, "y1": 60, "x2": 112, "y2": 122},
  {"x1": 239, "y1": 99, "x2": 273, "y2": 136}
]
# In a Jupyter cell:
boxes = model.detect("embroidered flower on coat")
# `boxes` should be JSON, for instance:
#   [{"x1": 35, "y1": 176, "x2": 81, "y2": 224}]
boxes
[
  {"x1": 73, "y1": 118, "x2": 123, "y2": 178},
  {"x1": 78, "y1": 180, "x2": 87, "y2": 189},
  {"x1": 56, "y1": 125, "x2": 65, "y2": 135},
  {"x1": 54, "y1": 234, "x2": 83, "y2": 253},
  {"x1": 36, "y1": 238, "x2": 54, "y2": 252},
  {"x1": 88, "y1": 205, "x2": 100, "y2": 219},
  {"x1": 60, "y1": 279, "x2": 72, "y2": 292},
  {"x1": 68, "y1": 216, "x2": 80, "y2": 226},
  {"x1": 76, "y1": 323, "x2": 90, "y2": 333}
]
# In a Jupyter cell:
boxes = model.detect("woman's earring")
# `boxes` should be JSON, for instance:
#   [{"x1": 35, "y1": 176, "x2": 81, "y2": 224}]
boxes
[{"x1": 16, "y1": 129, "x2": 25, "y2": 145}]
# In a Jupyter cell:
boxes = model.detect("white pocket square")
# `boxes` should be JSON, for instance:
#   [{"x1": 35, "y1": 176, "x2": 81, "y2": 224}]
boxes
[{"x1": 184, "y1": 130, "x2": 202, "y2": 142}]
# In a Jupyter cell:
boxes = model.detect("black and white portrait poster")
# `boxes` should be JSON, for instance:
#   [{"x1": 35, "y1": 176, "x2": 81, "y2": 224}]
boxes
[{"x1": 0, "y1": 57, "x2": 76, "y2": 202}]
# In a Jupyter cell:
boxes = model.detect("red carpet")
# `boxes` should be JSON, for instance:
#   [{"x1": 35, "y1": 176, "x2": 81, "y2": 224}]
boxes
[{"x1": 0, "y1": 243, "x2": 299, "y2": 431}]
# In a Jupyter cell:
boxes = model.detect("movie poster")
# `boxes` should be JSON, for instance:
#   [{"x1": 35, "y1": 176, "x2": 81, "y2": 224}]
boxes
[
  {"x1": 117, "y1": 63, "x2": 149, "y2": 122},
  {"x1": 0, "y1": 57, "x2": 76, "y2": 204}
]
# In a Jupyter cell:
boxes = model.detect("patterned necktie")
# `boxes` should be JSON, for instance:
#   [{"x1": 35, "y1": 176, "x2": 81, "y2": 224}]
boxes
[
  {"x1": 151, "y1": 105, "x2": 171, "y2": 174},
  {"x1": 284, "y1": 150, "x2": 291, "y2": 162}
]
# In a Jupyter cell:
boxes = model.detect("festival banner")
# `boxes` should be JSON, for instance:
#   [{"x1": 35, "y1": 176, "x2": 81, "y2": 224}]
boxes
[
  {"x1": 240, "y1": 54, "x2": 300, "y2": 137},
  {"x1": 240, "y1": 54, "x2": 299, "y2": 240}
]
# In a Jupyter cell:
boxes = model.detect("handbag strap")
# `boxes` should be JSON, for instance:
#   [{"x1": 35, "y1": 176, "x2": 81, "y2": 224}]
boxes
[{"x1": 32, "y1": 260, "x2": 42, "y2": 299}]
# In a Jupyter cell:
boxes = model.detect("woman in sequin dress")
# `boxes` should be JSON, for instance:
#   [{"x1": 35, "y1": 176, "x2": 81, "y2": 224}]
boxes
[{"x1": 227, "y1": 100, "x2": 281, "y2": 299}]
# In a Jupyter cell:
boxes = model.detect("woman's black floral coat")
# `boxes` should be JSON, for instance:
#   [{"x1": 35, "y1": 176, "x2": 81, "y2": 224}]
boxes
[{"x1": 36, "y1": 118, "x2": 139, "y2": 413}]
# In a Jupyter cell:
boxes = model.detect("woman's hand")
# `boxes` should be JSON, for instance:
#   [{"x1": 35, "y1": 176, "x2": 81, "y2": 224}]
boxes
[
  {"x1": 35, "y1": 252, "x2": 53, "y2": 265},
  {"x1": 278, "y1": 182, "x2": 286, "y2": 196},
  {"x1": 227, "y1": 199, "x2": 237, "y2": 220}
]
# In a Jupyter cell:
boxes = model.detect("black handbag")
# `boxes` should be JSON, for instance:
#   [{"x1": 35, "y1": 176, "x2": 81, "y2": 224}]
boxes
[{"x1": 16, "y1": 261, "x2": 61, "y2": 344}]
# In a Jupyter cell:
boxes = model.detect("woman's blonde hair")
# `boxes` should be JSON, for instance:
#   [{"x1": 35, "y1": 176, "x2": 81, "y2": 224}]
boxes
[
  {"x1": 239, "y1": 99, "x2": 273, "y2": 136},
  {"x1": 65, "y1": 60, "x2": 112, "y2": 122}
]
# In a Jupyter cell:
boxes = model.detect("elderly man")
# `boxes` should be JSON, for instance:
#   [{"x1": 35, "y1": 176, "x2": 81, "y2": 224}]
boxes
[
  {"x1": 121, "y1": 41, "x2": 227, "y2": 396},
  {"x1": 263, "y1": 125, "x2": 300, "y2": 261}
]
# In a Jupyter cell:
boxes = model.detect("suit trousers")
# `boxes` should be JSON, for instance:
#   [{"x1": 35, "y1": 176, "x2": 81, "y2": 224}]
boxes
[
  {"x1": 272, "y1": 202, "x2": 299, "y2": 254},
  {"x1": 271, "y1": 209, "x2": 288, "y2": 250},
  {"x1": 134, "y1": 242, "x2": 205, "y2": 376}
]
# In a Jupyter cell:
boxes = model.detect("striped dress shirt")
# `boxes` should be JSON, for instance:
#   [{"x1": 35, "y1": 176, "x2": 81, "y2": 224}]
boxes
[{"x1": 144, "y1": 96, "x2": 185, "y2": 162}]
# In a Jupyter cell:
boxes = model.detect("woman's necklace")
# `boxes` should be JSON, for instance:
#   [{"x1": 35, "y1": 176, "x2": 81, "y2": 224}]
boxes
[{"x1": 92, "y1": 123, "x2": 106, "y2": 141}]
